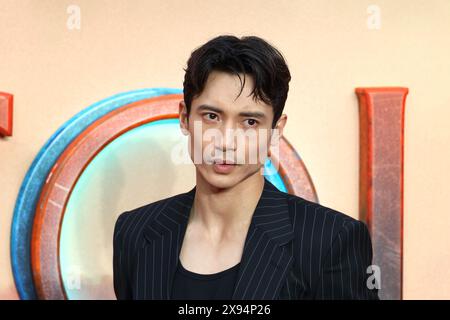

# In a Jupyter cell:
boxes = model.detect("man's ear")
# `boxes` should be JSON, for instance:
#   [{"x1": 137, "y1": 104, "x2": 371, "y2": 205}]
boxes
[
  {"x1": 270, "y1": 114, "x2": 287, "y2": 147},
  {"x1": 179, "y1": 101, "x2": 190, "y2": 136}
]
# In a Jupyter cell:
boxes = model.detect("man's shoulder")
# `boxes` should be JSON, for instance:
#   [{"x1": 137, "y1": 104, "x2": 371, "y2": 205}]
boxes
[
  {"x1": 113, "y1": 191, "x2": 188, "y2": 240},
  {"x1": 284, "y1": 192, "x2": 368, "y2": 237},
  {"x1": 283, "y1": 193, "x2": 372, "y2": 277}
]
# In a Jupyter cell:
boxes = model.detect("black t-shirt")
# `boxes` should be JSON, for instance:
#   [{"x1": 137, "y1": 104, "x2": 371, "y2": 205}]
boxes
[{"x1": 171, "y1": 258, "x2": 241, "y2": 300}]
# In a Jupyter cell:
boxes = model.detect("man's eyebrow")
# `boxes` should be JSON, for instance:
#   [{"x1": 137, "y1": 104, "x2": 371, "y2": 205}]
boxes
[
  {"x1": 197, "y1": 104, "x2": 266, "y2": 118},
  {"x1": 238, "y1": 111, "x2": 266, "y2": 119},
  {"x1": 197, "y1": 104, "x2": 224, "y2": 114}
]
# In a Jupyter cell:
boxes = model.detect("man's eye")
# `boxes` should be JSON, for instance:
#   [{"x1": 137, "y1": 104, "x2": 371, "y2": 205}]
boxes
[
  {"x1": 204, "y1": 113, "x2": 218, "y2": 121},
  {"x1": 245, "y1": 119, "x2": 258, "y2": 127}
]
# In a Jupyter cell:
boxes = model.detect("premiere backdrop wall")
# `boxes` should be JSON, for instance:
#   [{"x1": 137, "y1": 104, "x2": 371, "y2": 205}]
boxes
[{"x1": 1, "y1": 0, "x2": 449, "y2": 299}]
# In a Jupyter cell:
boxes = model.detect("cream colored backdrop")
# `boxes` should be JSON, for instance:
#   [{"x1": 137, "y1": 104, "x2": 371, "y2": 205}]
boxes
[{"x1": 1, "y1": 0, "x2": 449, "y2": 299}]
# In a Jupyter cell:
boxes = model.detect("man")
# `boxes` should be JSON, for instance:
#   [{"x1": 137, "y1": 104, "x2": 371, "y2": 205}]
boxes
[{"x1": 113, "y1": 35, "x2": 379, "y2": 300}]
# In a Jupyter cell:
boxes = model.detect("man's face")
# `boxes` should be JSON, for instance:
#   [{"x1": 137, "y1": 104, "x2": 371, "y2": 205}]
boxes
[{"x1": 179, "y1": 70, "x2": 287, "y2": 189}]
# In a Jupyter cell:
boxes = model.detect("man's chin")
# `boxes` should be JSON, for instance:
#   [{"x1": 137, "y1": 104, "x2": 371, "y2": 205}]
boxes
[
  {"x1": 205, "y1": 177, "x2": 237, "y2": 191},
  {"x1": 199, "y1": 170, "x2": 241, "y2": 191}
]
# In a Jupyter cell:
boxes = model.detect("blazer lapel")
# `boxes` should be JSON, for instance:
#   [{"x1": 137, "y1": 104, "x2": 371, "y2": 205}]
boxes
[
  {"x1": 231, "y1": 179, "x2": 294, "y2": 299},
  {"x1": 140, "y1": 188, "x2": 194, "y2": 299},
  {"x1": 140, "y1": 178, "x2": 294, "y2": 300}
]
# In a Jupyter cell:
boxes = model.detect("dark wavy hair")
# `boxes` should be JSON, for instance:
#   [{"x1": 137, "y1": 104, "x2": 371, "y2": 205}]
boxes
[{"x1": 183, "y1": 35, "x2": 291, "y2": 128}]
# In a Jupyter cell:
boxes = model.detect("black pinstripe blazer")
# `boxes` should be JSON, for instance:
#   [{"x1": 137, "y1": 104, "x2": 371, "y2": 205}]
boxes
[{"x1": 113, "y1": 178, "x2": 379, "y2": 300}]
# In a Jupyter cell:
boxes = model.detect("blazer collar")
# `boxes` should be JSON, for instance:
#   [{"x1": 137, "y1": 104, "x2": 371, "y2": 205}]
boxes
[{"x1": 141, "y1": 177, "x2": 295, "y2": 299}]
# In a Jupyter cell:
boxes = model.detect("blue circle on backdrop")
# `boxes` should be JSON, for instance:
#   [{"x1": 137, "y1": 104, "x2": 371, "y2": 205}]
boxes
[{"x1": 10, "y1": 88, "x2": 286, "y2": 299}]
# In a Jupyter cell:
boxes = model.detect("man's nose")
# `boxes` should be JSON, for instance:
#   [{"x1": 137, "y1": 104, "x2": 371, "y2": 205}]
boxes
[{"x1": 221, "y1": 126, "x2": 237, "y2": 151}]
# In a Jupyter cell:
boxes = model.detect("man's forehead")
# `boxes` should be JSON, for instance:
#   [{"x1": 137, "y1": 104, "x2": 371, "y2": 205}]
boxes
[
  {"x1": 200, "y1": 72, "x2": 258, "y2": 101},
  {"x1": 193, "y1": 88, "x2": 271, "y2": 111},
  {"x1": 191, "y1": 70, "x2": 273, "y2": 115}
]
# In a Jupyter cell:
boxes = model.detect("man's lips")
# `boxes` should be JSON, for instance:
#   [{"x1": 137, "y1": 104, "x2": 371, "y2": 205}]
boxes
[
  {"x1": 212, "y1": 161, "x2": 237, "y2": 174},
  {"x1": 213, "y1": 160, "x2": 236, "y2": 165}
]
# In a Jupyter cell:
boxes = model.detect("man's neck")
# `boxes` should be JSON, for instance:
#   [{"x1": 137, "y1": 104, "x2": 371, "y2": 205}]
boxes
[{"x1": 190, "y1": 171, "x2": 265, "y2": 240}]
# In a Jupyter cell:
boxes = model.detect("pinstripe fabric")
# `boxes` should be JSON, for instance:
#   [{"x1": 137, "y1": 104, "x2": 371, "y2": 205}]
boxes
[{"x1": 113, "y1": 178, "x2": 379, "y2": 300}]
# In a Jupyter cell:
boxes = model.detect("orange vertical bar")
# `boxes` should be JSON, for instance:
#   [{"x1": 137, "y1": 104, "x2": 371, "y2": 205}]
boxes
[
  {"x1": 0, "y1": 92, "x2": 14, "y2": 137},
  {"x1": 355, "y1": 87, "x2": 408, "y2": 300}
]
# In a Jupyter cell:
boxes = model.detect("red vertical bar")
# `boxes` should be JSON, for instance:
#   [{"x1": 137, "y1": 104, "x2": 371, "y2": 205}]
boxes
[{"x1": 355, "y1": 87, "x2": 408, "y2": 300}]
